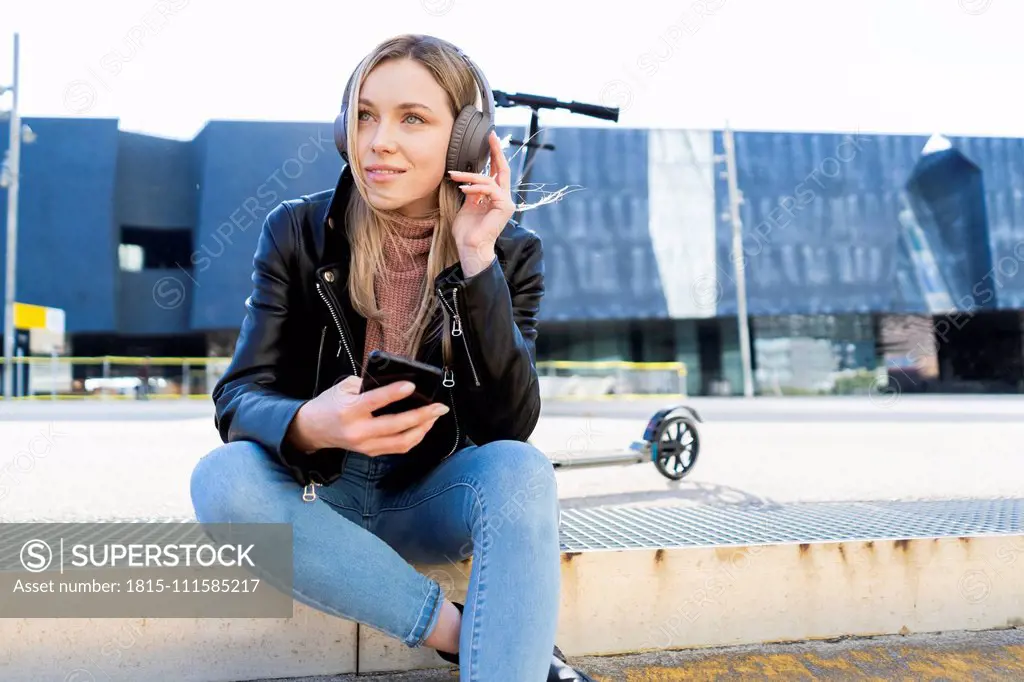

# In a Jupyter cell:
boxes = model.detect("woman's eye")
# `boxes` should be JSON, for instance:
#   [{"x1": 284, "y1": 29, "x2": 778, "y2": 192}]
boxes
[{"x1": 356, "y1": 111, "x2": 422, "y2": 124}]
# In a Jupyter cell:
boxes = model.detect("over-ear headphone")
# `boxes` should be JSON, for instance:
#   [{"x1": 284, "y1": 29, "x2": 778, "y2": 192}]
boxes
[{"x1": 333, "y1": 48, "x2": 496, "y2": 175}]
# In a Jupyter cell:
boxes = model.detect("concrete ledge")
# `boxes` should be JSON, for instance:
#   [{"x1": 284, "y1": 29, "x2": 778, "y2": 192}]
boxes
[
  {"x1": 2, "y1": 603, "x2": 358, "y2": 682},
  {"x1": 546, "y1": 534, "x2": 1024, "y2": 657},
  {"x1": 4, "y1": 534, "x2": 1023, "y2": 680}
]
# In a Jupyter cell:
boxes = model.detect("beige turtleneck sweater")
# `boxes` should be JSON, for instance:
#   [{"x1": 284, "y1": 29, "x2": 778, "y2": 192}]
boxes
[{"x1": 361, "y1": 211, "x2": 437, "y2": 370}]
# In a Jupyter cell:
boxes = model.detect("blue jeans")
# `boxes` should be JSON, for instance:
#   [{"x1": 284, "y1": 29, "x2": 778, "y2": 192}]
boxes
[{"x1": 190, "y1": 439, "x2": 562, "y2": 681}]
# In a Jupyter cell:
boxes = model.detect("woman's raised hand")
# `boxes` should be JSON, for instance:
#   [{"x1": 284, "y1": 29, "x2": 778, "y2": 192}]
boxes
[
  {"x1": 286, "y1": 376, "x2": 449, "y2": 456},
  {"x1": 448, "y1": 130, "x2": 515, "y2": 277}
]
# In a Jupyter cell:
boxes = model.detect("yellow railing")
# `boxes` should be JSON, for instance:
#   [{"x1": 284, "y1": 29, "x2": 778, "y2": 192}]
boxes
[
  {"x1": 11, "y1": 356, "x2": 217, "y2": 366},
  {"x1": 536, "y1": 360, "x2": 688, "y2": 399},
  {"x1": 1, "y1": 356, "x2": 688, "y2": 400},
  {"x1": 537, "y1": 360, "x2": 687, "y2": 374},
  {"x1": 2, "y1": 355, "x2": 229, "y2": 401}
]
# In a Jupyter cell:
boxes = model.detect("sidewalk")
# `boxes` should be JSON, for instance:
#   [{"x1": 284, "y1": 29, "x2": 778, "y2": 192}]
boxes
[{"x1": 258, "y1": 628, "x2": 1024, "y2": 681}]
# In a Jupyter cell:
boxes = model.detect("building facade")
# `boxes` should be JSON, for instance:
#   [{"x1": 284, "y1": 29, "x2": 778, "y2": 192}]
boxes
[{"x1": 2, "y1": 117, "x2": 1023, "y2": 395}]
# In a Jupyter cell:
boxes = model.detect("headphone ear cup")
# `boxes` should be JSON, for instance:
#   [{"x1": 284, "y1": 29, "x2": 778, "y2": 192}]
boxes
[
  {"x1": 461, "y1": 113, "x2": 494, "y2": 174},
  {"x1": 447, "y1": 105, "x2": 476, "y2": 173},
  {"x1": 334, "y1": 110, "x2": 348, "y2": 161}
]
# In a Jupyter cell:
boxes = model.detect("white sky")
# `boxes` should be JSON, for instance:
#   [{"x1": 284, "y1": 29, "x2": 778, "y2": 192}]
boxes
[{"x1": 2, "y1": 0, "x2": 1022, "y2": 141}]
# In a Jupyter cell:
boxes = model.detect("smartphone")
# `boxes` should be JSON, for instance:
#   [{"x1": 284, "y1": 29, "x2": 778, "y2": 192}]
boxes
[{"x1": 360, "y1": 350, "x2": 444, "y2": 417}]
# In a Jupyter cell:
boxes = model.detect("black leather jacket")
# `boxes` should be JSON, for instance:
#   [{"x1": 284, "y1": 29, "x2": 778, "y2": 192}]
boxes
[{"x1": 211, "y1": 165, "x2": 545, "y2": 495}]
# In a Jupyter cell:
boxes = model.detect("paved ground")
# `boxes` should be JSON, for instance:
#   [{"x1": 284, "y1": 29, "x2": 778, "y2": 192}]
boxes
[
  {"x1": 258, "y1": 628, "x2": 1024, "y2": 681},
  {"x1": 1, "y1": 396, "x2": 1022, "y2": 522}
]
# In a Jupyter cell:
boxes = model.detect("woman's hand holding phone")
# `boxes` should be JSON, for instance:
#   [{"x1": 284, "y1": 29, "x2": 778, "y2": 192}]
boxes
[{"x1": 287, "y1": 375, "x2": 449, "y2": 456}]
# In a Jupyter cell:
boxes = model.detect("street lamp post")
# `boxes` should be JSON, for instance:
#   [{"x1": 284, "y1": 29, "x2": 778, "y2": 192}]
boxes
[
  {"x1": 722, "y1": 125, "x2": 755, "y2": 398},
  {"x1": 1, "y1": 33, "x2": 20, "y2": 400}
]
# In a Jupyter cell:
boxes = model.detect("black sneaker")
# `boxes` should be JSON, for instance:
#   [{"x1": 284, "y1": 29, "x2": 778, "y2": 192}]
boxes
[
  {"x1": 435, "y1": 602, "x2": 597, "y2": 681},
  {"x1": 549, "y1": 644, "x2": 598, "y2": 682}
]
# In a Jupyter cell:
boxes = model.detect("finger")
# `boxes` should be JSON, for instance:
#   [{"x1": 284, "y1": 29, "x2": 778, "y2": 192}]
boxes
[
  {"x1": 362, "y1": 417, "x2": 439, "y2": 455},
  {"x1": 448, "y1": 169, "x2": 495, "y2": 185},
  {"x1": 360, "y1": 402, "x2": 449, "y2": 439},
  {"x1": 488, "y1": 131, "x2": 500, "y2": 180},
  {"x1": 460, "y1": 184, "x2": 495, "y2": 205},
  {"x1": 490, "y1": 131, "x2": 511, "y2": 193},
  {"x1": 459, "y1": 184, "x2": 496, "y2": 208},
  {"x1": 353, "y1": 380, "x2": 416, "y2": 413},
  {"x1": 459, "y1": 183, "x2": 512, "y2": 209}
]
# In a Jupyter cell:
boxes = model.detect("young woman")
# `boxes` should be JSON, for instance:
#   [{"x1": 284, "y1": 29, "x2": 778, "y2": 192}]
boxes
[{"x1": 190, "y1": 34, "x2": 595, "y2": 681}]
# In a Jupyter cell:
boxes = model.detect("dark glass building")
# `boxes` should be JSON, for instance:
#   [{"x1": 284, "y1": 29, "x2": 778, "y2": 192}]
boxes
[{"x1": 3, "y1": 118, "x2": 1022, "y2": 395}]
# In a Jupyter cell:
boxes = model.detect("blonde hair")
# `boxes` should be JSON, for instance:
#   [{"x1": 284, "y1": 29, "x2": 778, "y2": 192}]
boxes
[{"x1": 341, "y1": 34, "x2": 489, "y2": 364}]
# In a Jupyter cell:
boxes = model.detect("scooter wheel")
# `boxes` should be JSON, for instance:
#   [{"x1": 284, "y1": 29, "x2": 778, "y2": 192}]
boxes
[{"x1": 652, "y1": 415, "x2": 699, "y2": 480}]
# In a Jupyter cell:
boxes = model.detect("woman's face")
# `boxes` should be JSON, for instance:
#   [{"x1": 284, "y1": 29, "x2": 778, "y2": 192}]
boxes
[{"x1": 355, "y1": 58, "x2": 455, "y2": 217}]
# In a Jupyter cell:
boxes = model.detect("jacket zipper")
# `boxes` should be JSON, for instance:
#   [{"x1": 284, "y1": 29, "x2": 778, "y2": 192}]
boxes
[
  {"x1": 312, "y1": 325, "x2": 326, "y2": 397},
  {"x1": 305, "y1": 280, "x2": 355, "y2": 504},
  {"x1": 437, "y1": 286, "x2": 481, "y2": 387},
  {"x1": 442, "y1": 367, "x2": 460, "y2": 460},
  {"x1": 302, "y1": 483, "x2": 321, "y2": 502},
  {"x1": 317, "y1": 281, "x2": 358, "y2": 376},
  {"x1": 304, "y1": 325, "x2": 324, "y2": 502}
]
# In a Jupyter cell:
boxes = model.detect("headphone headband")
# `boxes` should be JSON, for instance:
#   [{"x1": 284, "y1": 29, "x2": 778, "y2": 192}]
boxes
[{"x1": 458, "y1": 50, "x2": 495, "y2": 131}]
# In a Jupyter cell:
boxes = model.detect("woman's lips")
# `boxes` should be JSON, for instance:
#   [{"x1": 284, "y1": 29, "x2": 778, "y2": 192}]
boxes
[{"x1": 366, "y1": 169, "x2": 406, "y2": 183}]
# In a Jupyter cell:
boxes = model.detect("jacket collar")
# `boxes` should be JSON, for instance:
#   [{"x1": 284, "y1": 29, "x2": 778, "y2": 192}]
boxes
[
  {"x1": 323, "y1": 163, "x2": 354, "y2": 231},
  {"x1": 312, "y1": 164, "x2": 354, "y2": 269}
]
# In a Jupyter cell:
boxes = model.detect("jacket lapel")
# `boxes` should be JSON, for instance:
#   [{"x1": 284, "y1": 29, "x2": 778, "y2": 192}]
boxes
[{"x1": 316, "y1": 165, "x2": 367, "y2": 371}]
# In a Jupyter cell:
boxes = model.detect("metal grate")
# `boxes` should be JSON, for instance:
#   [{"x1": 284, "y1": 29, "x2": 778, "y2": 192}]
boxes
[
  {"x1": 3, "y1": 499, "x2": 1020, "y2": 557},
  {"x1": 558, "y1": 498, "x2": 1024, "y2": 551},
  {"x1": 0, "y1": 521, "x2": 211, "y2": 572}
]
